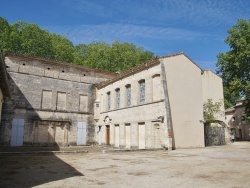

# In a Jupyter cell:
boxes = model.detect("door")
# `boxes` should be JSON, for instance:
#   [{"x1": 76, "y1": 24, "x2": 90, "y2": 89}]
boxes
[
  {"x1": 77, "y1": 122, "x2": 87, "y2": 145},
  {"x1": 97, "y1": 126, "x2": 102, "y2": 145},
  {"x1": 106, "y1": 125, "x2": 110, "y2": 145},
  {"x1": 114, "y1": 125, "x2": 119, "y2": 147},
  {"x1": 125, "y1": 124, "x2": 131, "y2": 149},
  {"x1": 154, "y1": 124, "x2": 161, "y2": 148},
  {"x1": 138, "y1": 124, "x2": 145, "y2": 149},
  {"x1": 11, "y1": 119, "x2": 24, "y2": 147}
]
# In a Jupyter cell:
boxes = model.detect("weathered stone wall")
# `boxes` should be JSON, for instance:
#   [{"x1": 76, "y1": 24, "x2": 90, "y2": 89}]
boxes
[
  {"x1": 1, "y1": 55, "x2": 115, "y2": 146},
  {"x1": 96, "y1": 64, "x2": 168, "y2": 149}
]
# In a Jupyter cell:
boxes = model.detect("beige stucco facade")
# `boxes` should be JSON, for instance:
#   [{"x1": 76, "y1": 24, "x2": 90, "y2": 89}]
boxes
[
  {"x1": 95, "y1": 53, "x2": 225, "y2": 149},
  {"x1": 161, "y1": 55, "x2": 204, "y2": 148},
  {"x1": 202, "y1": 70, "x2": 225, "y2": 122}
]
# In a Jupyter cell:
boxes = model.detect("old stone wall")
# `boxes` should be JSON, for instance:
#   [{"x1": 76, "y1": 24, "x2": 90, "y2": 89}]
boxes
[
  {"x1": 1, "y1": 55, "x2": 115, "y2": 146},
  {"x1": 95, "y1": 64, "x2": 168, "y2": 149}
]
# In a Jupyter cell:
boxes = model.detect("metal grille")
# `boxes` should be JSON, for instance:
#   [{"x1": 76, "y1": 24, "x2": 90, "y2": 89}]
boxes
[{"x1": 204, "y1": 126, "x2": 225, "y2": 146}]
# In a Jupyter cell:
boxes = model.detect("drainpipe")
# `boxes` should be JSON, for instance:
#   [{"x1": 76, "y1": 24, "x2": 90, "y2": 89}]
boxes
[{"x1": 160, "y1": 59, "x2": 173, "y2": 151}]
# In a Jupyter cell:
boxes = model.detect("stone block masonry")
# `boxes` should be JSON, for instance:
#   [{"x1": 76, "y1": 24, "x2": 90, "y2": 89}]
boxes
[{"x1": 0, "y1": 54, "x2": 116, "y2": 146}]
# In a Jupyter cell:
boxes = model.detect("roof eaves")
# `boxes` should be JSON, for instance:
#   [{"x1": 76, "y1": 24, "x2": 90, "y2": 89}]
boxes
[
  {"x1": 5, "y1": 52, "x2": 117, "y2": 77},
  {"x1": 96, "y1": 58, "x2": 160, "y2": 89},
  {"x1": 158, "y1": 52, "x2": 203, "y2": 71}
]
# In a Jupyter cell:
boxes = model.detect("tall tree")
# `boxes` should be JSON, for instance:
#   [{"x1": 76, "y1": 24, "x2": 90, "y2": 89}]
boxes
[
  {"x1": 11, "y1": 21, "x2": 54, "y2": 59},
  {"x1": 0, "y1": 17, "x2": 154, "y2": 72},
  {"x1": 0, "y1": 17, "x2": 11, "y2": 52},
  {"x1": 50, "y1": 33, "x2": 74, "y2": 63},
  {"x1": 216, "y1": 19, "x2": 250, "y2": 114}
]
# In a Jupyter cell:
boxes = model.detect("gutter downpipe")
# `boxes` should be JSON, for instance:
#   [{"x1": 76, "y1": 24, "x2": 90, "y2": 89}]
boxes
[{"x1": 160, "y1": 58, "x2": 173, "y2": 151}]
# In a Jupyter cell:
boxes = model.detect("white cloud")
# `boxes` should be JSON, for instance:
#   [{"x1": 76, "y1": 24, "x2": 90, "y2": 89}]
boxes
[
  {"x1": 45, "y1": 23, "x2": 216, "y2": 45},
  {"x1": 61, "y1": 0, "x2": 250, "y2": 29}
]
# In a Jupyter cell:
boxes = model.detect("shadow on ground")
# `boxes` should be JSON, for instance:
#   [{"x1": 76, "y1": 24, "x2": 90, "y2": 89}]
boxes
[{"x1": 0, "y1": 154, "x2": 84, "y2": 187}]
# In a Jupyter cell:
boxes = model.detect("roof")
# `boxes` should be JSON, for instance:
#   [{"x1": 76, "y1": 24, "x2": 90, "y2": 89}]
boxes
[
  {"x1": 158, "y1": 52, "x2": 203, "y2": 71},
  {"x1": 5, "y1": 52, "x2": 118, "y2": 77},
  {"x1": 0, "y1": 49, "x2": 10, "y2": 97},
  {"x1": 97, "y1": 52, "x2": 204, "y2": 89},
  {"x1": 96, "y1": 58, "x2": 160, "y2": 89}
]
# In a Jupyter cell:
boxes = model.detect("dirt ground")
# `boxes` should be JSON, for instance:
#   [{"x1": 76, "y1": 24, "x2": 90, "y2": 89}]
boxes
[{"x1": 0, "y1": 142, "x2": 250, "y2": 188}]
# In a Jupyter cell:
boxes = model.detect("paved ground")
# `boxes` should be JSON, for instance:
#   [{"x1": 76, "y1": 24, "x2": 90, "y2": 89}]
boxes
[{"x1": 0, "y1": 142, "x2": 250, "y2": 188}]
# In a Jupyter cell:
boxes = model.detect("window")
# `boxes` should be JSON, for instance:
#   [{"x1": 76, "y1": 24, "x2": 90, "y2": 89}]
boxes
[
  {"x1": 115, "y1": 88, "x2": 120, "y2": 109},
  {"x1": 107, "y1": 92, "x2": 111, "y2": 111},
  {"x1": 57, "y1": 92, "x2": 67, "y2": 110},
  {"x1": 126, "y1": 84, "x2": 131, "y2": 107},
  {"x1": 152, "y1": 74, "x2": 161, "y2": 101},
  {"x1": 79, "y1": 95, "x2": 88, "y2": 111},
  {"x1": 41, "y1": 90, "x2": 52, "y2": 109},
  {"x1": 139, "y1": 80, "x2": 145, "y2": 104},
  {"x1": 242, "y1": 116, "x2": 246, "y2": 123}
]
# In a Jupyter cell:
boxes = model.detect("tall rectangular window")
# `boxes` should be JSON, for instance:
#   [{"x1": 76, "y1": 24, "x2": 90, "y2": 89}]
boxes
[
  {"x1": 116, "y1": 88, "x2": 120, "y2": 109},
  {"x1": 57, "y1": 92, "x2": 67, "y2": 110},
  {"x1": 107, "y1": 92, "x2": 111, "y2": 111},
  {"x1": 139, "y1": 80, "x2": 145, "y2": 104},
  {"x1": 126, "y1": 85, "x2": 131, "y2": 107},
  {"x1": 79, "y1": 95, "x2": 88, "y2": 111},
  {"x1": 42, "y1": 90, "x2": 52, "y2": 109}
]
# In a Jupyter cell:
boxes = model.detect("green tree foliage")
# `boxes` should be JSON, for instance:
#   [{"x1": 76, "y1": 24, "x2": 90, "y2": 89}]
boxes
[
  {"x1": 0, "y1": 16, "x2": 154, "y2": 72},
  {"x1": 203, "y1": 99, "x2": 223, "y2": 125},
  {"x1": 50, "y1": 33, "x2": 74, "y2": 63},
  {"x1": 217, "y1": 19, "x2": 250, "y2": 111},
  {"x1": 73, "y1": 41, "x2": 154, "y2": 72}
]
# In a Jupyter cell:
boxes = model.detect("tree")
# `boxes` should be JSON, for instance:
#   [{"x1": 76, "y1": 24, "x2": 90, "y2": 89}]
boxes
[
  {"x1": 73, "y1": 41, "x2": 154, "y2": 72},
  {"x1": 50, "y1": 33, "x2": 74, "y2": 63},
  {"x1": 216, "y1": 19, "x2": 250, "y2": 113},
  {"x1": 0, "y1": 17, "x2": 12, "y2": 52},
  {"x1": 203, "y1": 99, "x2": 223, "y2": 125},
  {"x1": 0, "y1": 17, "x2": 154, "y2": 72}
]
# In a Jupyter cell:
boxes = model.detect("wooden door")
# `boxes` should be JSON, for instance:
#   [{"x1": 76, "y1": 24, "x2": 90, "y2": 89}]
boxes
[{"x1": 106, "y1": 125, "x2": 110, "y2": 145}]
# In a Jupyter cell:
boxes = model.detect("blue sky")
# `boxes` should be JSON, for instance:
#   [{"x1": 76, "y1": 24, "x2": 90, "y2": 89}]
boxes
[{"x1": 1, "y1": 0, "x2": 250, "y2": 71}]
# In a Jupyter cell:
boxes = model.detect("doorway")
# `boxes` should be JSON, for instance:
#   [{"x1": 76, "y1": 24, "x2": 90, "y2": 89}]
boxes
[
  {"x1": 11, "y1": 118, "x2": 24, "y2": 147},
  {"x1": 77, "y1": 122, "x2": 87, "y2": 145},
  {"x1": 106, "y1": 125, "x2": 110, "y2": 145},
  {"x1": 138, "y1": 123, "x2": 145, "y2": 149}
]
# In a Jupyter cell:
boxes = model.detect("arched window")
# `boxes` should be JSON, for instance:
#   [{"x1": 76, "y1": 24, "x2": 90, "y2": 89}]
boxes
[
  {"x1": 139, "y1": 80, "x2": 145, "y2": 104},
  {"x1": 107, "y1": 92, "x2": 111, "y2": 111},
  {"x1": 115, "y1": 88, "x2": 120, "y2": 109},
  {"x1": 125, "y1": 84, "x2": 131, "y2": 107},
  {"x1": 152, "y1": 74, "x2": 161, "y2": 101}
]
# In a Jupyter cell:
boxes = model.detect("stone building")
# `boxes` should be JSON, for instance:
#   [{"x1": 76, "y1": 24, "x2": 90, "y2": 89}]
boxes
[
  {"x1": 0, "y1": 53, "x2": 116, "y2": 146},
  {"x1": 0, "y1": 51, "x2": 225, "y2": 149},
  {"x1": 94, "y1": 53, "x2": 225, "y2": 149},
  {"x1": 225, "y1": 100, "x2": 250, "y2": 141},
  {"x1": 0, "y1": 49, "x2": 10, "y2": 125}
]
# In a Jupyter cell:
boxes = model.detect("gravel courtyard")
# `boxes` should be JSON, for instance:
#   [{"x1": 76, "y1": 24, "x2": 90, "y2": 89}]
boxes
[{"x1": 0, "y1": 142, "x2": 250, "y2": 188}]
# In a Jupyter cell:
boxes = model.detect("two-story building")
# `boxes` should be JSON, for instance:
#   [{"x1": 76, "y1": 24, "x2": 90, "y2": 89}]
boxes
[{"x1": 1, "y1": 51, "x2": 225, "y2": 149}]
